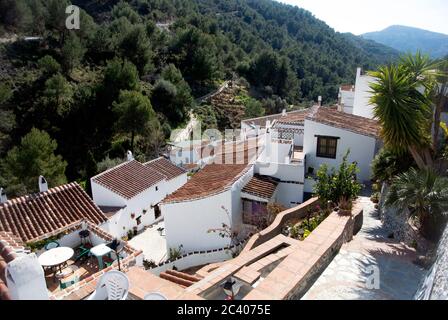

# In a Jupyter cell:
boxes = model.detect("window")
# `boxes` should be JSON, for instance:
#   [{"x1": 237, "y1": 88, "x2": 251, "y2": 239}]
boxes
[
  {"x1": 155, "y1": 186, "x2": 158, "y2": 191},
  {"x1": 316, "y1": 136, "x2": 338, "y2": 159}
]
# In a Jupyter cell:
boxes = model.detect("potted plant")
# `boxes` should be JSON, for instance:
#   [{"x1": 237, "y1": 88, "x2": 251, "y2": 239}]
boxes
[{"x1": 133, "y1": 226, "x2": 138, "y2": 236}]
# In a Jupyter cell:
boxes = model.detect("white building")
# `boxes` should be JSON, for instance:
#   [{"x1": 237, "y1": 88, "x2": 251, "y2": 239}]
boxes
[
  {"x1": 168, "y1": 140, "x2": 214, "y2": 167},
  {"x1": 338, "y1": 84, "x2": 356, "y2": 114},
  {"x1": 158, "y1": 105, "x2": 381, "y2": 254},
  {"x1": 160, "y1": 164, "x2": 254, "y2": 253},
  {"x1": 91, "y1": 157, "x2": 187, "y2": 238},
  {"x1": 302, "y1": 106, "x2": 382, "y2": 195},
  {"x1": 352, "y1": 67, "x2": 376, "y2": 119}
]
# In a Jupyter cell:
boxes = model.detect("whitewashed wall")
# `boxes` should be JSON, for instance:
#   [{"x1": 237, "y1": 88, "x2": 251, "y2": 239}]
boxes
[
  {"x1": 161, "y1": 167, "x2": 253, "y2": 253},
  {"x1": 148, "y1": 249, "x2": 234, "y2": 276},
  {"x1": 352, "y1": 68, "x2": 376, "y2": 119},
  {"x1": 91, "y1": 182, "x2": 127, "y2": 208},
  {"x1": 303, "y1": 120, "x2": 377, "y2": 183},
  {"x1": 341, "y1": 89, "x2": 355, "y2": 109},
  {"x1": 92, "y1": 173, "x2": 188, "y2": 238},
  {"x1": 162, "y1": 191, "x2": 233, "y2": 253},
  {"x1": 230, "y1": 166, "x2": 254, "y2": 233},
  {"x1": 276, "y1": 183, "x2": 304, "y2": 208}
]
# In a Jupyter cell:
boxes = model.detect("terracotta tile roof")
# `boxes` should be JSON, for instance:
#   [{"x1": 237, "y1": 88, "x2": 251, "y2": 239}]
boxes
[
  {"x1": 144, "y1": 157, "x2": 186, "y2": 180},
  {"x1": 242, "y1": 175, "x2": 279, "y2": 200},
  {"x1": 242, "y1": 109, "x2": 310, "y2": 128},
  {"x1": 213, "y1": 138, "x2": 264, "y2": 164},
  {"x1": 92, "y1": 160, "x2": 166, "y2": 199},
  {"x1": 0, "y1": 183, "x2": 108, "y2": 243},
  {"x1": 163, "y1": 164, "x2": 251, "y2": 203},
  {"x1": 306, "y1": 106, "x2": 380, "y2": 138},
  {"x1": 275, "y1": 109, "x2": 313, "y2": 125}
]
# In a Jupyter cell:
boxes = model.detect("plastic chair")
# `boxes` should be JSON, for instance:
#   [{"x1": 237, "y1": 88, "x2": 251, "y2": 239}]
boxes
[
  {"x1": 44, "y1": 241, "x2": 60, "y2": 250},
  {"x1": 87, "y1": 270, "x2": 129, "y2": 300},
  {"x1": 144, "y1": 292, "x2": 167, "y2": 300}
]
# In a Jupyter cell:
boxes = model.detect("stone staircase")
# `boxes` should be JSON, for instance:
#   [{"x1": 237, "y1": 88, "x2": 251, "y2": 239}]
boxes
[{"x1": 159, "y1": 269, "x2": 202, "y2": 288}]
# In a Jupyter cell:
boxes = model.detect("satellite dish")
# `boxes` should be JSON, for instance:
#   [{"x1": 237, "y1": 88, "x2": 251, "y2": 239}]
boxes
[{"x1": 144, "y1": 292, "x2": 168, "y2": 300}]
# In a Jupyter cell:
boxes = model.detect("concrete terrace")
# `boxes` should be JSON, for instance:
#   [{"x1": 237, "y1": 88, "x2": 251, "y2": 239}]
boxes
[
  {"x1": 128, "y1": 221, "x2": 167, "y2": 264},
  {"x1": 302, "y1": 197, "x2": 425, "y2": 300}
]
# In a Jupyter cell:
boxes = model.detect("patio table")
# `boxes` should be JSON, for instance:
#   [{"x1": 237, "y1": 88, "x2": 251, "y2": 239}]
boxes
[
  {"x1": 90, "y1": 244, "x2": 112, "y2": 270},
  {"x1": 38, "y1": 247, "x2": 74, "y2": 279}
]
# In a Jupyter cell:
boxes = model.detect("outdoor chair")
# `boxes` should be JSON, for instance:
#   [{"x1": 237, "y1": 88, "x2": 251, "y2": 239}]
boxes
[
  {"x1": 87, "y1": 270, "x2": 129, "y2": 300},
  {"x1": 74, "y1": 244, "x2": 92, "y2": 264},
  {"x1": 44, "y1": 241, "x2": 60, "y2": 250}
]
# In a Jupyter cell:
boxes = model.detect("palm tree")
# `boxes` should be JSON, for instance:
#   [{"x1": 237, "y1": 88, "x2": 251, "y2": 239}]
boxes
[
  {"x1": 369, "y1": 53, "x2": 448, "y2": 170},
  {"x1": 385, "y1": 167, "x2": 448, "y2": 240}
]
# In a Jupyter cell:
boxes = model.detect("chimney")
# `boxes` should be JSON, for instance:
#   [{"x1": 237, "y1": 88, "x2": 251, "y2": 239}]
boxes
[
  {"x1": 126, "y1": 150, "x2": 134, "y2": 161},
  {"x1": 318, "y1": 96, "x2": 322, "y2": 106},
  {"x1": 281, "y1": 109, "x2": 287, "y2": 116},
  {"x1": 265, "y1": 120, "x2": 271, "y2": 129},
  {"x1": 338, "y1": 92, "x2": 342, "y2": 105},
  {"x1": 38, "y1": 176, "x2": 48, "y2": 193},
  {"x1": 356, "y1": 67, "x2": 362, "y2": 79},
  {"x1": 0, "y1": 187, "x2": 7, "y2": 203}
]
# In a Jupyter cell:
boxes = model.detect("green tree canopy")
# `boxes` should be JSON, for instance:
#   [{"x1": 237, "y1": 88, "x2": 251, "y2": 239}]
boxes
[
  {"x1": 61, "y1": 33, "x2": 86, "y2": 74},
  {"x1": 386, "y1": 168, "x2": 448, "y2": 241},
  {"x1": 1, "y1": 128, "x2": 67, "y2": 197},
  {"x1": 38, "y1": 55, "x2": 61, "y2": 76},
  {"x1": 43, "y1": 73, "x2": 73, "y2": 116},
  {"x1": 369, "y1": 53, "x2": 444, "y2": 169},
  {"x1": 119, "y1": 24, "x2": 153, "y2": 75},
  {"x1": 151, "y1": 79, "x2": 188, "y2": 126},
  {"x1": 113, "y1": 90, "x2": 156, "y2": 152}
]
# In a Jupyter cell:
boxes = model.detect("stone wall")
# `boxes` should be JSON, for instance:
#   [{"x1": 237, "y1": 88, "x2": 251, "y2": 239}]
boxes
[
  {"x1": 416, "y1": 223, "x2": 448, "y2": 300},
  {"x1": 242, "y1": 197, "x2": 319, "y2": 252},
  {"x1": 379, "y1": 183, "x2": 419, "y2": 246}
]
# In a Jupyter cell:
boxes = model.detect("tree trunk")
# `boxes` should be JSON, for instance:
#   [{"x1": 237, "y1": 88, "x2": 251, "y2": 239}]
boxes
[
  {"x1": 130, "y1": 130, "x2": 135, "y2": 153},
  {"x1": 409, "y1": 146, "x2": 428, "y2": 170},
  {"x1": 433, "y1": 88, "x2": 447, "y2": 151}
]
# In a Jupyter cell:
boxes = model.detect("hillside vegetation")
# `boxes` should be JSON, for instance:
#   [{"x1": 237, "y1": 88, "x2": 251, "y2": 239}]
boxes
[{"x1": 0, "y1": 0, "x2": 398, "y2": 197}]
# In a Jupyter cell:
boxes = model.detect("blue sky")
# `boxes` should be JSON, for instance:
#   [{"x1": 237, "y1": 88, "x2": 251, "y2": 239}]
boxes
[{"x1": 277, "y1": 0, "x2": 448, "y2": 35}]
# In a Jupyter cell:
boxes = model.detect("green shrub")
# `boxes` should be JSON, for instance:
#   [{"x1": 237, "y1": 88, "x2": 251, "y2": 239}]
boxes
[{"x1": 313, "y1": 150, "x2": 362, "y2": 204}]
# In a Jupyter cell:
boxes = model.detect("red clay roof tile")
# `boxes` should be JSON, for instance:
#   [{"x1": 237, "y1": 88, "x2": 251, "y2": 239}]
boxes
[
  {"x1": 306, "y1": 106, "x2": 380, "y2": 138},
  {"x1": 144, "y1": 157, "x2": 186, "y2": 181},
  {"x1": 0, "y1": 183, "x2": 107, "y2": 242},
  {"x1": 92, "y1": 160, "x2": 166, "y2": 199},
  {"x1": 242, "y1": 175, "x2": 279, "y2": 200},
  {"x1": 163, "y1": 164, "x2": 251, "y2": 203}
]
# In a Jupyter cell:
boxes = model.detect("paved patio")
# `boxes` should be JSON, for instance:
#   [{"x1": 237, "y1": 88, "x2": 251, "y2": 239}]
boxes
[
  {"x1": 302, "y1": 197, "x2": 425, "y2": 300},
  {"x1": 128, "y1": 221, "x2": 167, "y2": 264}
]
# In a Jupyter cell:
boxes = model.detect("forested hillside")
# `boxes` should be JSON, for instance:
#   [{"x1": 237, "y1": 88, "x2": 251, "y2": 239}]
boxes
[{"x1": 0, "y1": 0, "x2": 398, "y2": 197}]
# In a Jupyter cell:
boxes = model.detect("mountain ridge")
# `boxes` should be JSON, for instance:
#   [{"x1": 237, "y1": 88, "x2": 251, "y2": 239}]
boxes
[{"x1": 362, "y1": 25, "x2": 448, "y2": 58}]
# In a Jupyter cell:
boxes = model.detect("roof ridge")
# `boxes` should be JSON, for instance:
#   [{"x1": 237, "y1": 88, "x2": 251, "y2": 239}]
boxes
[
  {"x1": 242, "y1": 108, "x2": 309, "y2": 124},
  {"x1": 0, "y1": 182, "x2": 80, "y2": 208},
  {"x1": 91, "y1": 159, "x2": 133, "y2": 181}
]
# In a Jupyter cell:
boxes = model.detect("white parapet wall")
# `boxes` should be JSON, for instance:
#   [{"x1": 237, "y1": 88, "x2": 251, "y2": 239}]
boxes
[{"x1": 146, "y1": 240, "x2": 248, "y2": 276}]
